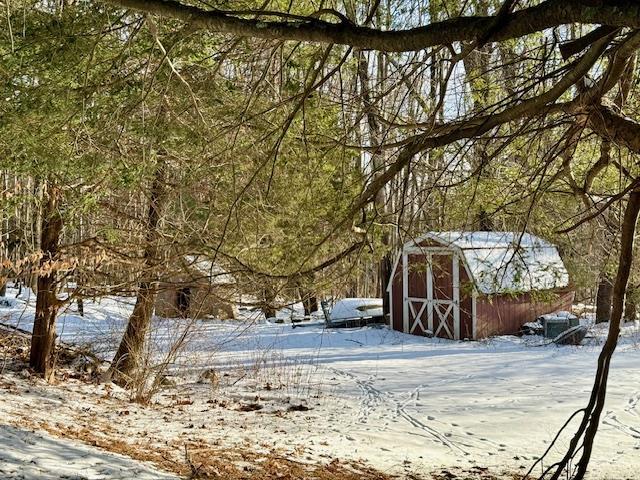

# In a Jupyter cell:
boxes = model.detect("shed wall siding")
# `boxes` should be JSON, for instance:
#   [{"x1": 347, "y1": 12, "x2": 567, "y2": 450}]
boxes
[{"x1": 476, "y1": 289, "x2": 575, "y2": 337}]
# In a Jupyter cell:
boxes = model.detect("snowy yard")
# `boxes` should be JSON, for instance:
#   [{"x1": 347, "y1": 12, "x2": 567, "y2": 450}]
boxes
[
  {"x1": 2, "y1": 288, "x2": 640, "y2": 479},
  {"x1": 0, "y1": 425, "x2": 177, "y2": 480}
]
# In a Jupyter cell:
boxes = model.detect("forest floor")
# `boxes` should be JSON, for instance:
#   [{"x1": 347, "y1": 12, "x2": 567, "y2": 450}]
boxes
[{"x1": 1, "y1": 288, "x2": 639, "y2": 479}]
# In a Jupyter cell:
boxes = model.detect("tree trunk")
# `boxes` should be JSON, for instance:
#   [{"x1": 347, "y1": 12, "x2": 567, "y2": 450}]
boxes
[
  {"x1": 110, "y1": 160, "x2": 166, "y2": 383},
  {"x1": 29, "y1": 179, "x2": 43, "y2": 295},
  {"x1": 545, "y1": 189, "x2": 640, "y2": 480},
  {"x1": 477, "y1": 209, "x2": 494, "y2": 231},
  {"x1": 308, "y1": 295, "x2": 318, "y2": 314},
  {"x1": 355, "y1": 50, "x2": 393, "y2": 313},
  {"x1": 0, "y1": 171, "x2": 8, "y2": 296},
  {"x1": 595, "y1": 275, "x2": 613, "y2": 323},
  {"x1": 624, "y1": 285, "x2": 638, "y2": 321},
  {"x1": 302, "y1": 293, "x2": 318, "y2": 316},
  {"x1": 111, "y1": 283, "x2": 157, "y2": 378},
  {"x1": 261, "y1": 286, "x2": 277, "y2": 319},
  {"x1": 29, "y1": 184, "x2": 63, "y2": 381},
  {"x1": 296, "y1": 275, "x2": 318, "y2": 316},
  {"x1": 572, "y1": 190, "x2": 640, "y2": 478},
  {"x1": 379, "y1": 252, "x2": 392, "y2": 318}
]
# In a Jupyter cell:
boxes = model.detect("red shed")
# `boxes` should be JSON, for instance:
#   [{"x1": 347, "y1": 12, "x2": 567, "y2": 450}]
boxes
[{"x1": 387, "y1": 232, "x2": 574, "y2": 339}]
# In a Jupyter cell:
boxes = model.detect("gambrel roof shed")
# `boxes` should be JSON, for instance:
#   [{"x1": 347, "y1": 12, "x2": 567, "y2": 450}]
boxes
[
  {"x1": 420, "y1": 232, "x2": 569, "y2": 294},
  {"x1": 387, "y1": 232, "x2": 573, "y2": 340}
]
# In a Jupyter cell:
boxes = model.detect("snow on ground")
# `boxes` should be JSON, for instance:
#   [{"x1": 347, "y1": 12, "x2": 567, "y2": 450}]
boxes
[
  {"x1": 2, "y1": 287, "x2": 640, "y2": 479},
  {"x1": 0, "y1": 424, "x2": 177, "y2": 480}
]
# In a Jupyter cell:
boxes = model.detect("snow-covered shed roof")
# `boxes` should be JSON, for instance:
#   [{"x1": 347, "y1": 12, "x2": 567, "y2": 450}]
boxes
[
  {"x1": 406, "y1": 231, "x2": 569, "y2": 295},
  {"x1": 183, "y1": 255, "x2": 235, "y2": 285}
]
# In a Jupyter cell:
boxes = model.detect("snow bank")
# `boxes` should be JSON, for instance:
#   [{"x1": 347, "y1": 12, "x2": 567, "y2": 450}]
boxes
[{"x1": 0, "y1": 424, "x2": 177, "y2": 479}]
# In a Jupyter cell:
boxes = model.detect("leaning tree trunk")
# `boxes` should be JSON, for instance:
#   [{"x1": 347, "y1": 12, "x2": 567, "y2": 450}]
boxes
[
  {"x1": 595, "y1": 275, "x2": 613, "y2": 323},
  {"x1": 29, "y1": 184, "x2": 63, "y2": 381},
  {"x1": 545, "y1": 189, "x2": 640, "y2": 480},
  {"x1": 110, "y1": 160, "x2": 166, "y2": 384}
]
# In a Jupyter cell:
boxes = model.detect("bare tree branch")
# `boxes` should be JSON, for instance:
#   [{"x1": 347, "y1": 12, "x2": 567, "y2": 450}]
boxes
[{"x1": 103, "y1": 0, "x2": 640, "y2": 52}]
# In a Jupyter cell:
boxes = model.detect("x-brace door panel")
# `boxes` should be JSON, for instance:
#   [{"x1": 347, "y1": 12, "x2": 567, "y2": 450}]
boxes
[
  {"x1": 429, "y1": 253, "x2": 460, "y2": 339},
  {"x1": 403, "y1": 250, "x2": 460, "y2": 339}
]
